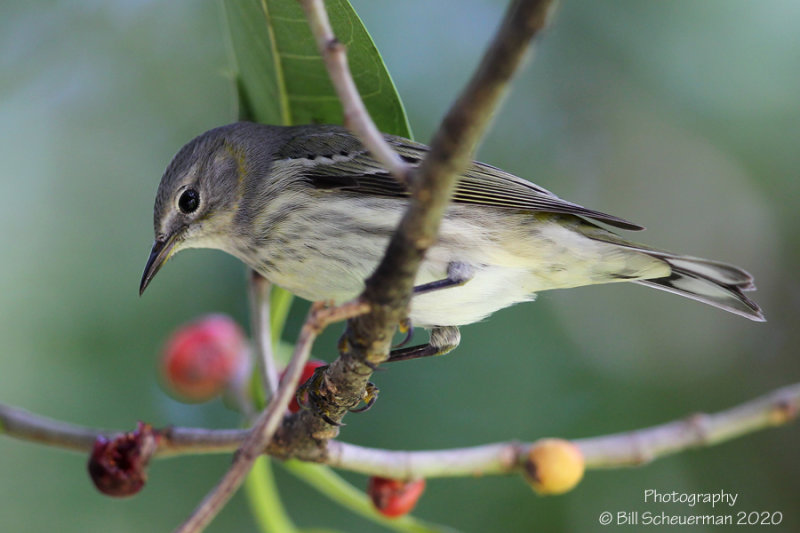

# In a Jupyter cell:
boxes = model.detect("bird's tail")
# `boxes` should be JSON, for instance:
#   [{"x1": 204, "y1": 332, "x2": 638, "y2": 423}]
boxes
[
  {"x1": 577, "y1": 222, "x2": 765, "y2": 321},
  {"x1": 632, "y1": 252, "x2": 765, "y2": 321}
]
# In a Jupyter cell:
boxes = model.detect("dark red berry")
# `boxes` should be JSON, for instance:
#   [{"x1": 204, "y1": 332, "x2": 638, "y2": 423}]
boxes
[
  {"x1": 281, "y1": 359, "x2": 326, "y2": 413},
  {"x1": 87, "y1": 422, "x2": 159, "y2": 498}
]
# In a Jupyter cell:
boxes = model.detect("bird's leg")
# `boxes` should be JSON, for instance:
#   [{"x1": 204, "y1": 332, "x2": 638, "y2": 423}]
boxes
[
  {"x1": 308, "y1": 264, "x2": 470, "y2": 421},
  {"x1": 386, "y1": 262, "x2": 472, "y2": 363},
  {"x1": 386, "y1": 325, "x2": 461, "y2": 363},
  {"x1": 348, "y1": 381, "x2": 380, "y2": 413},
  {"x1": 411, "y1": 261, "x2": 474, "y2": 295},
  {"x1": 296, "y1": 363, "x2": 382, "y2": 423}
]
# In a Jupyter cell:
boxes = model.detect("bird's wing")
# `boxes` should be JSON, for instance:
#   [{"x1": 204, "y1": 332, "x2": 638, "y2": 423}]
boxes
[{"x1": 284, "y1": 127, "x2": 644, "y2": 231}]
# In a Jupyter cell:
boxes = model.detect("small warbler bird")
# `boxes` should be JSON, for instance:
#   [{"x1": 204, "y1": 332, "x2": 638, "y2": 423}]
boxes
[{"x1": 141, "y1": 122, "x2": 764, "y2": 359}]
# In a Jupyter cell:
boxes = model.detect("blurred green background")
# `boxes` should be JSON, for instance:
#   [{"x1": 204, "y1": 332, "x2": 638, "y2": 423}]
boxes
[{"x1": 1, "y1": 1, "x2": 798, "y2": 531}]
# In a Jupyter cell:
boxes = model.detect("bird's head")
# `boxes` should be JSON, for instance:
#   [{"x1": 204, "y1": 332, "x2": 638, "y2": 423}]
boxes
[{"x1": 140, "y1": 123, "x2": 260, "y2": 295}]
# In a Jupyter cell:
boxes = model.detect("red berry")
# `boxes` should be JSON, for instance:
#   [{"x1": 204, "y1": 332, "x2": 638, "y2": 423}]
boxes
[
  {"x1": 161, "y1": 314, "x2": 246, "y2": 402},
  {"x1": 281, "y1": 360, "x2": 326, "y2": 413},
  {"x1": 88, "y1": 422, "x2": 159, "y2": 498},
  {"x1": 367, "y1": 476, "x2": 426, "y2": 518}
]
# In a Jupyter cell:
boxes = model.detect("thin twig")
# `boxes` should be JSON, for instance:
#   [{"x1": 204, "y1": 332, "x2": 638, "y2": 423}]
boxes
[
  {"x1": 307, "y1": 0, "x2": 558, "y2": 438},
  {"x1": 0, "y1": 404, "x2": 250, "y2": 455},
  {"x1": 369, "y1": 0, "x2": 555, "y2": 307},
  {"x1": 0, "y1": 404, "x2": 103, "y2": 453},
  {"x1": 299, "y1": 0, "x2": 411, "y2": 183},
  {"x1": 575, "y1": 382, "x2": 800, "y2": 468},
  {"x1": 248, "y1": 270, "x2": 279, "y2": 399},
  {"x1": 174, "y1": 299, "x2": 369, "y2": 533},
  {"x1": 3, "y1": 383, "x2": 798, "y2": 477}
]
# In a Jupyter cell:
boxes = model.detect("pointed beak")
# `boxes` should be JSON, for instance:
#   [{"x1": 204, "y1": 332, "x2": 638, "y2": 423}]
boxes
[{"x1": 139, "y1": 233, "x2": 179, "y2": 295}]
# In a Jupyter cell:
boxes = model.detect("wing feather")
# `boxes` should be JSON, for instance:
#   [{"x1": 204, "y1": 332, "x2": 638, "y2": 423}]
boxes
[{"x1": 290, "y1": 127, "x2": 644, "y2": 231}]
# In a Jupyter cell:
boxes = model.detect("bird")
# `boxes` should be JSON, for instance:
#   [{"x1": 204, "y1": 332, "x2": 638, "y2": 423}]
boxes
[{"x1": 140, "y1": 121, "x2": 764, "y2": 361}]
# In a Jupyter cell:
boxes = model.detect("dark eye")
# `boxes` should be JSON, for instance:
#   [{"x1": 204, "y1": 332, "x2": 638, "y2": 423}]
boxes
[{"x1": 178, "y1": 188, "x2": 200, "y2": 214}]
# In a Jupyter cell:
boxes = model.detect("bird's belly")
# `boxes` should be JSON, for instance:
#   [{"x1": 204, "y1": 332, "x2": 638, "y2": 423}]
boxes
[
  {"x1": 267, "y1": 257, "x2": 535, "y2": 328},
  {"x1": 408, "y1": 265, "x2": 536, "y2": 327}
]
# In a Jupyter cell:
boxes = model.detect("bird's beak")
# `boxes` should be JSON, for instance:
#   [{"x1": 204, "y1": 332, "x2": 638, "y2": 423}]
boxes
[{"x1": 139, "y1": 233, "x2": 179, "y2": 295}]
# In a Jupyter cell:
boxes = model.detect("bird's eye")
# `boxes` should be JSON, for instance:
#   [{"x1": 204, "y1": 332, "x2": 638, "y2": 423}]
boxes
[{"x1": 178, "y1": 188, "x2": 200, "y2": 214}]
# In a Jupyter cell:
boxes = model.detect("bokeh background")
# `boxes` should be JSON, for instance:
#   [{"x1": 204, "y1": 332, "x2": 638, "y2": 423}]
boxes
[{"x1": 1, "y1": 1, "x2": 798, "y2": 531}]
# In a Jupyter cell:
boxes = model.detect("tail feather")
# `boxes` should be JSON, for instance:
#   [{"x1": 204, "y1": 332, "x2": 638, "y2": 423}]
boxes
[
  {"x1": 575, "y1": 223, "x2": 764, "y2": 321},
  {"x1": 633, "y1": 254, "x2": 765, "y2": 322}
]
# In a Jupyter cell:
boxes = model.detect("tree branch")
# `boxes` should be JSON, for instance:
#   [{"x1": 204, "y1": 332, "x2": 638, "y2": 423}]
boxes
[
  {"x1": 359, "y1": 0, "x2": 555, "y2": 365},
  {"x1": 3, "y1": 383, "x2": 797, "y2": 477},
  {"x1": 174, "y1": 299, "x2": 369, "y2": 533},
  {"x1": 328, "y1": 382, "x2": 800, "y2": 476},
  {"x1": 575, "y1": 382, "x2": 800, "y2": 468}
]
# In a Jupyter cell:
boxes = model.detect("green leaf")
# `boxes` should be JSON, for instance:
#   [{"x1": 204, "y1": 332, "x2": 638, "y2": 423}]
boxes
[{"x1": 223, "y1": 0, "x2": 411, "y2": 137}]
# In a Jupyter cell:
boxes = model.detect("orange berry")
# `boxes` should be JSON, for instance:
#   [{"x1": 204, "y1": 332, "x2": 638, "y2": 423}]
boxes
[{"x1": 524, "y1": 438, "x2": 584, "y2": 495}]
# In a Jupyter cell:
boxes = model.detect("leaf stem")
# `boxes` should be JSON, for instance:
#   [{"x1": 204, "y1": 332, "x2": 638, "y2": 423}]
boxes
[{"x1": 245, "y1": 457, "x2": 298, "y2": 533}]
